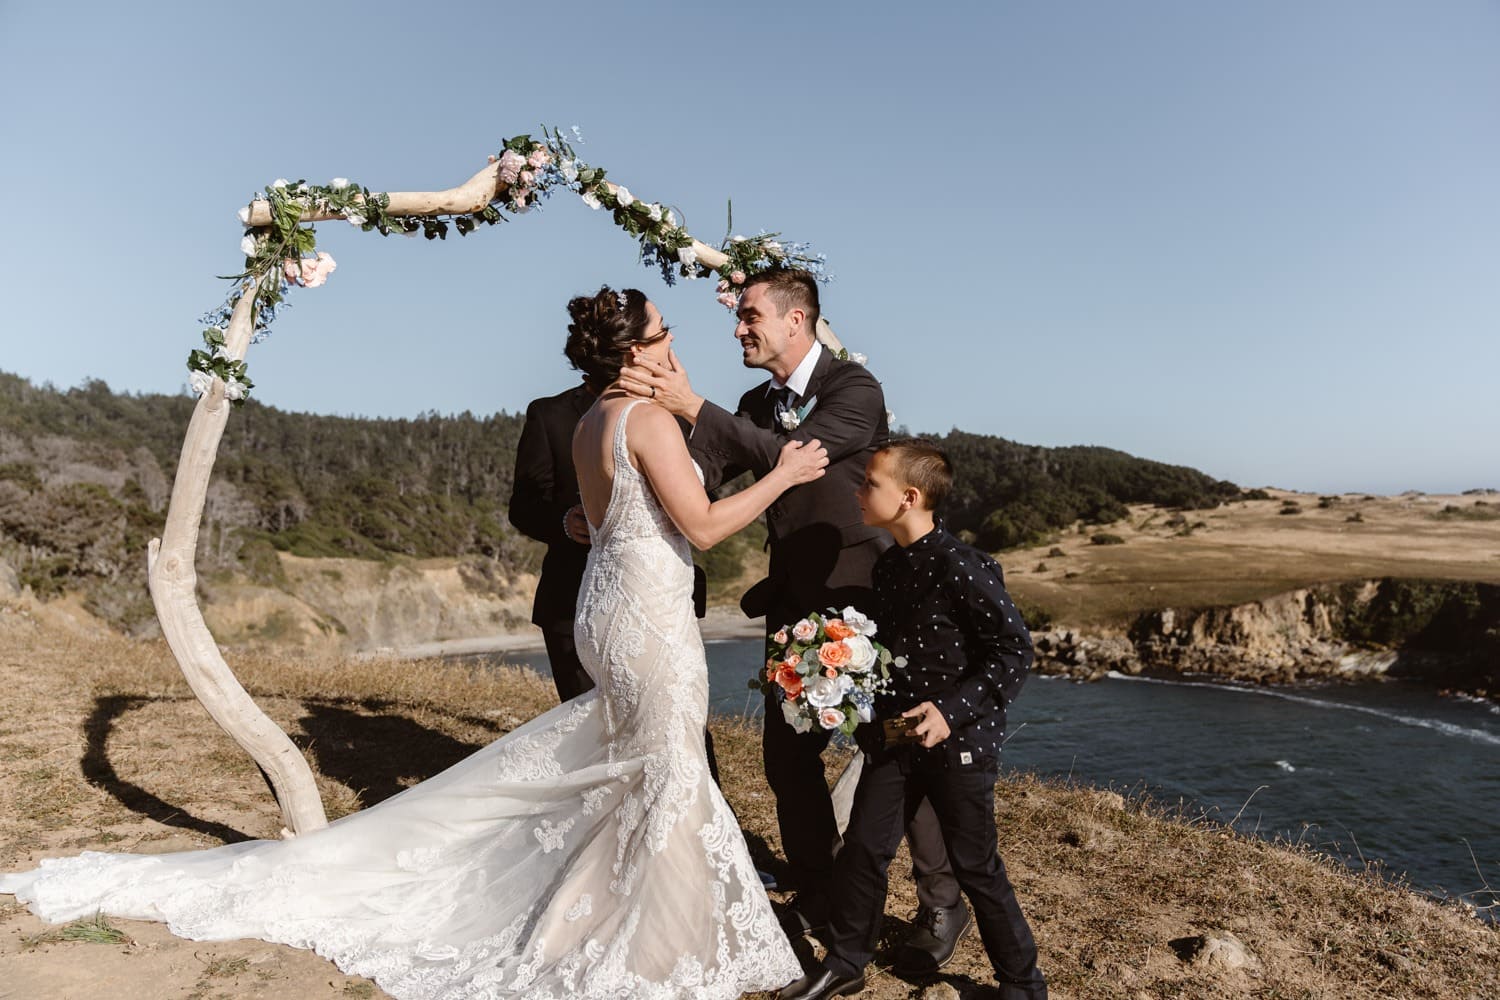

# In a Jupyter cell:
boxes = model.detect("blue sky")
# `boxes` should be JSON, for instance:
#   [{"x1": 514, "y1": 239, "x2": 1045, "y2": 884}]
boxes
[{"x1": 2, "y1": 1, "x2": 1495, "y2": 494}]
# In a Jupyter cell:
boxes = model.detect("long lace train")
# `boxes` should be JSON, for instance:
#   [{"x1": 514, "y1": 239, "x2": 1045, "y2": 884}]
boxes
[{"x1": 0, "y1": 398, "x2": 800, "y2": 999}]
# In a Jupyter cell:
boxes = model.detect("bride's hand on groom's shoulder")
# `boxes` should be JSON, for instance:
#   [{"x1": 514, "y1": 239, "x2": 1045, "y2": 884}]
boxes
[
  {"x1": 776, "y1": 438, "x2": 828, "y2": 485},
  {"x1": 620, "y1": 349, "x2": 703, "y2": 422}
]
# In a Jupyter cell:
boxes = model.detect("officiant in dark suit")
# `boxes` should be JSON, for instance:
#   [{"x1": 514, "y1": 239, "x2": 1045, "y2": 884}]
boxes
[
  {"x1": 508, "y1": 382, "x2": 597, "y2": 703},
  {"x1": 620, "y1": 269, "x2": 966, "y2": 963}
]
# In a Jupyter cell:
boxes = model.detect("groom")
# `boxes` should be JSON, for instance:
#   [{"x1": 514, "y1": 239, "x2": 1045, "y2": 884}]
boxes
[{"x1": 622, "y1": 269, "x2": 965, "y2": 960}]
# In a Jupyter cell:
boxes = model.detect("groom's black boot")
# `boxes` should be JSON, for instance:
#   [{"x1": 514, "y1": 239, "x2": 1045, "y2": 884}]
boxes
[
  {"x1": 777, "y1": 964, "x2": 867, "y2": 1000},
  {"x1": 894, "y1": 902, "x2": 972, "y2": 974}
]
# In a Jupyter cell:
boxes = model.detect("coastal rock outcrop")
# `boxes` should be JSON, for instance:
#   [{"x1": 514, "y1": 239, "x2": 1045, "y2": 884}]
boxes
[{"x1": 1034, "y1": 579, "x2": 1500, "y2": 696}]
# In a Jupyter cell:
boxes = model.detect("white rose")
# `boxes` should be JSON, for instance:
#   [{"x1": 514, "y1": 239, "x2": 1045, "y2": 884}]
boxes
[
  {"x1": 615, "y1": 185, "x2": 634, "y2": 207},
  {"x1": 188, "y1": 370, "x2": 213, "y2": 396},
  {"x1": 271, "y1": 178, "x2": 288, "y2": 189},
  {"x1": 581, "y1": 191, "x2": 602, "y2": 210},
  {"x1": 840, "y1": 607, "x2": 878, "y2": 637},
  {"x1": 330, "y1": 177, "x2": 349, "y2": 189},
  {"x1": 677, "y1": 246, "x2": 698, "y2": 268},
  {"x1": 778, "y1": 409, "x2": 801, "y2": 431},
  {"x1": 851, "y1": 352, "x2": 868, "y2": 366},
  {"x1": 647, "y1": 203, "x2": 662, "y2": 222},
  {"x1": 664, "y1": 209, "x2": 677, "y2": 227},
  {"x1": 346, "y1": 212, "x2": 366, "y2": 226},
  {"x1": 886, "y1": 409, "x2": 896, "y2": 425},
  {"x1": 804, "y1": 673, "x2": 853, "y2": 709},
  {"x1": 223, "y1": 378, "x2": 247, "y2": 401},
  {"x1": 782, "y1": 699, "x2": 813, "y2": 733},
  {"x1": 842, "y1": 635, "x2": 876, "y2": 672},
  {"x1": 560, "y1": 159, "x2": 579, "y2": 183},
  {"x1": 791, "y1": 619, "x2": 818, "y2": 643},
  {"x1": 236, "y1": 206, "x2": 250, "y2": 225}
]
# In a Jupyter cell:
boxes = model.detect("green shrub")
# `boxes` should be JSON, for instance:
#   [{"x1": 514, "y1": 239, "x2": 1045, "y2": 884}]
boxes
[{"x1": 1090, "y1": 532, "x2": 1125, "y2": 545}]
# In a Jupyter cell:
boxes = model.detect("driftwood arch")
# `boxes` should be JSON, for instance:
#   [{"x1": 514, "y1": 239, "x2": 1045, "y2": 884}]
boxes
[{"x1": 151, "y1": 154, "x2": 845, "y2": 835}]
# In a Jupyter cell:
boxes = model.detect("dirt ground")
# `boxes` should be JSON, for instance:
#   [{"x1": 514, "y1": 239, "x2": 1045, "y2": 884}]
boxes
[{"x1": 1, "y1": 600, "x2": 1497, "y2": 999}]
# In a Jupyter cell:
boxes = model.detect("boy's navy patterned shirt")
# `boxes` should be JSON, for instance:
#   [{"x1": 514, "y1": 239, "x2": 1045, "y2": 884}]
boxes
[{"x1": 870, "y1": 525, "x2": 1033, "y2": 759}]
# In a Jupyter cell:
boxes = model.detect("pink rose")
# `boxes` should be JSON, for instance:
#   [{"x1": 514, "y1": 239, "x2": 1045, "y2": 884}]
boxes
[
  {"x1": 730, "y1": 270, "x2": 746, "y2": 284},
  {"x1": 717, "y1": 279, "x2": 731, "y2": 293},
  {"x1": 526, "y1": 148, "x2": 551, "y2": 168},
  {"x1": 304, "y1": 252, "x2": 337, "y2": 288},
  {"x1": 773, "y1": 628, "x2": 789, "y2": 645},
  {"x1": 286, "y1": 252, "x2": 336, "y2": 288},
  {"x1": 497, "y1": 149, "x2": 525, "y2": 185},
  {"x1": 785, "y1": 652, "x2": 801, "y2": 669},
  {"x1": 817, "y1": 641, "x2": 853, "y2": 669},
  {"x1": 817, "y1": 706, "x2": 846, "y2": 730},
  {"x1": 791, "y1": 619, "x2": 818, "y2": 643},
  {"x1": 519, "y1": 170, "x2": 534, "y2": 186},
  {"x1": 716, "y1": 292, "x2": 738, "y2": 310}
]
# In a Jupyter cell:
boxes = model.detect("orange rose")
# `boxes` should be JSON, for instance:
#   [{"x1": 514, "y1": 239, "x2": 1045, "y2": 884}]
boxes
[
  {"x1": 775, "y1": 664, "x2": 804, "y2": 699},
  {"x1": 818, "y1": 641, "x2": 853, "y2": 669},
  {"x1": 824, "y1": 619, "x2": 856, "y2": 641}
]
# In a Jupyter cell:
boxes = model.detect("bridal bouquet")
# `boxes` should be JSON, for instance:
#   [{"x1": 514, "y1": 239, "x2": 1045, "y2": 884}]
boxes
[{"x1": 752, "y1": 607, "x2": 900, "y2": 736}]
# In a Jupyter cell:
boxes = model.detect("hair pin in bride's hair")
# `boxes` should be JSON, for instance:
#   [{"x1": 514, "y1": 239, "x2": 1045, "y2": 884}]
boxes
[{"x1": 616, "y1": 290, "x2": 629, "y2": 312}]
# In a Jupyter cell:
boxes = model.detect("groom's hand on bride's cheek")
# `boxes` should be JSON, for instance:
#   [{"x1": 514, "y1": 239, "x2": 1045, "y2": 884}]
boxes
[{"x1": 621, "y1": 351, "x2": 701, "y2": 421}]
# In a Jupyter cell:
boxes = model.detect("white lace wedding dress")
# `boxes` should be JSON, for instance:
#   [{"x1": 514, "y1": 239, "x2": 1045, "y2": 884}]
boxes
[{"x1": 0, "y1": 399, "x2": 801, "y2": 999}]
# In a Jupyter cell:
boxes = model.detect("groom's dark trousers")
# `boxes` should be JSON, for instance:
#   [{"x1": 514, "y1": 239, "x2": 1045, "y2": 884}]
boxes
[{"x1": 689, "y1": 347, "x2": 958, "y2": 911}]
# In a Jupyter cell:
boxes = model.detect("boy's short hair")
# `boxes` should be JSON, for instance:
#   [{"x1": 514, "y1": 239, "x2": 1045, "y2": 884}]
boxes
[{"x1": 877, "y1": 438, "x2": 953, "y2": 511}]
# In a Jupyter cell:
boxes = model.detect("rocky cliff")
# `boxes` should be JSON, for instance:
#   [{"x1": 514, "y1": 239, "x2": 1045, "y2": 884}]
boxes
[{"x1": 1034, "y1": 578, "x2": 1500, "y2": 697}]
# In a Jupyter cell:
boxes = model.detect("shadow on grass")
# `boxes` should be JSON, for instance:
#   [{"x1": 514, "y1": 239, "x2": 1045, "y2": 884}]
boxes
[
  {"x1": 83, "y1": 695, "x2": 255, "y2": 844},
  {"x1": 295, "y1": 702, "x2": 497, "y2": 809}
]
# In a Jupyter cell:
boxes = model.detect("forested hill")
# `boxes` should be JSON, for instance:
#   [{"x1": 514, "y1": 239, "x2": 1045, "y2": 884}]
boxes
[{"x1": 0, "y1": 371, "x2": 1243, "y2": 623}]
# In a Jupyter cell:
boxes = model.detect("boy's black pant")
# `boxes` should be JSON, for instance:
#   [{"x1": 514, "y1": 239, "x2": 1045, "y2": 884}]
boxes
[
  {"x1": 822, "y1": 748, "x2": 1047, "y2": 1000},
  {"x1": 762, "y1": 687, "x2": 958, "y2": 911}
]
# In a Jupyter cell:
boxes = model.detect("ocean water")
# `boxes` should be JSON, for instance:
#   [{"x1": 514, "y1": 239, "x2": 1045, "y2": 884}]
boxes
[{"x1": 491, "y1": 638, "x2": 1500, "y2": 910}]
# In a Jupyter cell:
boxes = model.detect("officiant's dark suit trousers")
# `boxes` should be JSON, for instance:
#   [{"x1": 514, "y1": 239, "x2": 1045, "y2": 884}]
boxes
[{"x1": 822, "y1": 748, "x2": 1046, "y2": 999}]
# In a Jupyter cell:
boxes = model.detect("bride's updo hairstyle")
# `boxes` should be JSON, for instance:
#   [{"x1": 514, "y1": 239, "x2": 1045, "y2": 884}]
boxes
[{"x1": 565, "y1": 286, "x2": 650, "y2": 392}]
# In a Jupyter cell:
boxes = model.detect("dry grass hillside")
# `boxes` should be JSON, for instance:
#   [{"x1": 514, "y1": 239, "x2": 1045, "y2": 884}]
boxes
[
  {"x1": 1000, "y1": 491, "x2": 1500, "y2": 626},
  {"x1": 1, "y1": 601, "x2": 1496, "y2": 999}
]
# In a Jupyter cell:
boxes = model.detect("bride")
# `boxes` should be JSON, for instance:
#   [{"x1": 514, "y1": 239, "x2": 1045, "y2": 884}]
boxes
[{"x1": 0, "y1": 286, "x2": 828, "y2": 999}]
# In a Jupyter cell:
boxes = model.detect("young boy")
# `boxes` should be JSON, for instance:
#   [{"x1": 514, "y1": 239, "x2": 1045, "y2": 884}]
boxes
[{"x1": 778, "y1": 439, "x2": 1047, "y2": 1000}]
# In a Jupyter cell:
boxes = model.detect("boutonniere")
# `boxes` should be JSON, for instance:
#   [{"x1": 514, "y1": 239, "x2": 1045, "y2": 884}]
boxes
[{"x1": 776, "y1": 394, "x2": 818, "y2": 431}]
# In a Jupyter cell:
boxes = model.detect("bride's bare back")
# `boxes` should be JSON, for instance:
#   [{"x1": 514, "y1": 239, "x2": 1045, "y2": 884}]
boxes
[{"x1": 572, "y1": 394, "x2": 829, "y2": 550}]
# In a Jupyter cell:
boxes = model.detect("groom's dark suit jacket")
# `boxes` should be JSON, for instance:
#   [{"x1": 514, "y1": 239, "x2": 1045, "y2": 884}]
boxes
[{"x1": 690, "y1": 347, "x2": 891, "y2": 627}]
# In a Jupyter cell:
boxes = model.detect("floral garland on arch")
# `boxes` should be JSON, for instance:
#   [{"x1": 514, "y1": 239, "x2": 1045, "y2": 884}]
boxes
[{"x1": 189, "y1": 128, "x2": 839, "y2": 407}]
